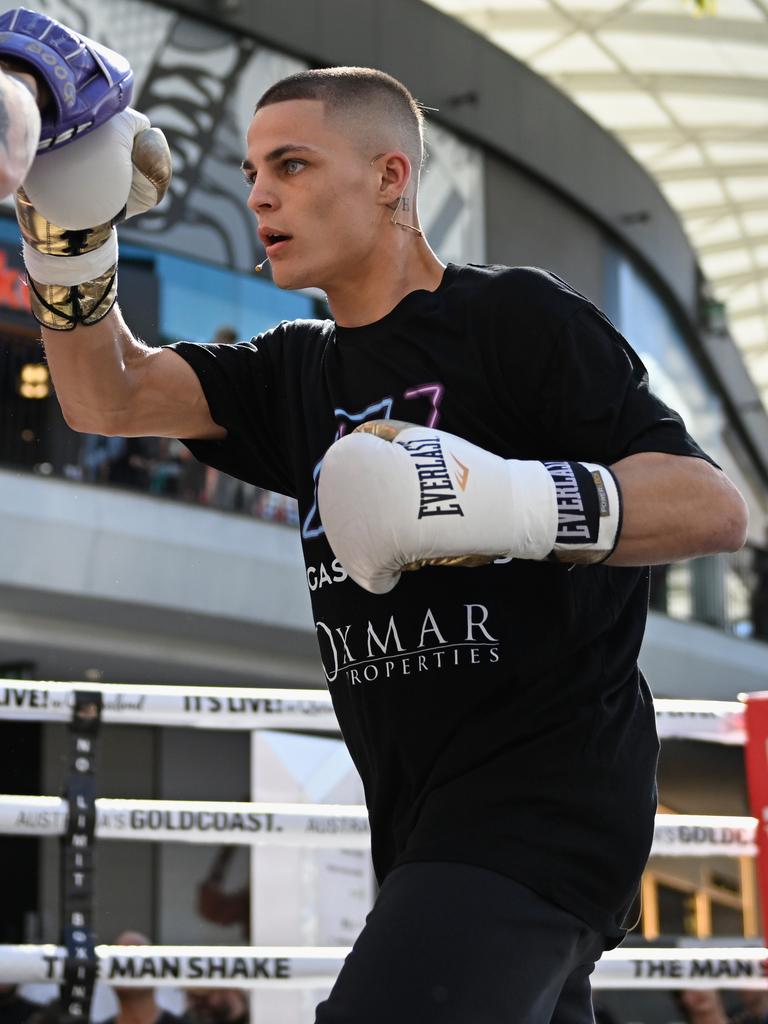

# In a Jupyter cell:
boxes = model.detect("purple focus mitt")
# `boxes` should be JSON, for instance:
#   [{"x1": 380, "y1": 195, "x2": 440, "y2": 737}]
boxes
[{"x1": 0, "y1": 6, "x2": 133, "y2": 152}]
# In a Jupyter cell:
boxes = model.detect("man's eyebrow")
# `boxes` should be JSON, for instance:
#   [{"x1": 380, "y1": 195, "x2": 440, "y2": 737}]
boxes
[{"x1": 241, "y1": 145, "x2": 317, "y2": 173}]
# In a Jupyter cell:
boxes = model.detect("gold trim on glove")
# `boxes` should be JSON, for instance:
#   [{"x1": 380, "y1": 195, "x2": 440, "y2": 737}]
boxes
[
  {"x1": 16, "y1": 187, "x2": 117, "y2": 330},
  {"x1": 132, "y1": 128, "x2": 172, "y2": 199},
  {"x1": 16, "y1": 188, "x2": 113, "y2": 257},
  {"x1": 401, "y1": 553, "x2": 502, "y2": 572},
  {"x1": 354, "y1": 419, "x2": 414, "y2": 441},
  {"x1": 26, "y1": 267, "x2": 117, "y2": 331}
]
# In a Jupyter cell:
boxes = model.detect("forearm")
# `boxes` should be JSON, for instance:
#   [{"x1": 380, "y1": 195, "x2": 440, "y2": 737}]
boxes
[
  {"x1": 0, "y1": 66, "x2": 40, "y2": 197},
  {"x1": 606, "y1": 452, "x2": 748, "y2": 566},
  {"x1": 42, "y1": 304, "x2": 152, "y2": 434}
]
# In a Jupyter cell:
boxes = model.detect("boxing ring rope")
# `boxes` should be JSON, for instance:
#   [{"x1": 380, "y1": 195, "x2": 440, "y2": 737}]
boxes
[
  {"x1": 0, "y1": 680, "x2": 764, "y2": 993},
  {"x1": 0, "y1": 795, "x2": 371, "y2": 846},
  {"x1": 0, "y1": 680, "x2": 745, "y2": 740},
  {"x1": 0, "y1": 944, "x2": 766, "y2": 991},
  {"x1": 0, "y1": 795, "x2": 757, "y2": 855}
]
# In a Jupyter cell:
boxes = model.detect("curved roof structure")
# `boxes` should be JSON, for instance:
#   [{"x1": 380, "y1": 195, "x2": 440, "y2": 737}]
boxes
[{"x1": 426, "y1": 0, "x2": 768, "y2": 410}]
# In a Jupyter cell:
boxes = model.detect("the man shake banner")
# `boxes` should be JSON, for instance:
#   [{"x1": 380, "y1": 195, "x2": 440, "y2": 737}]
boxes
[{"x1": 743, "y1": 694, "x2": 768, "y2": 939}]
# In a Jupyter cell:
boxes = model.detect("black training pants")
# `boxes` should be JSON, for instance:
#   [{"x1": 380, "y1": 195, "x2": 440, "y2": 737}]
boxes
[{"x1": 314, "y1": 861, "x2": 605, "y2": 1024}]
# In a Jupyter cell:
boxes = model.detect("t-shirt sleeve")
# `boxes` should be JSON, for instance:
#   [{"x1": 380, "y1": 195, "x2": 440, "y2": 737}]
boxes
[
  {"x1": 533, "y1": 303, "x2": 717, "y2": 467},
  {"x1": 170, "y1": 330, "x2": 296, "y2": 497}
]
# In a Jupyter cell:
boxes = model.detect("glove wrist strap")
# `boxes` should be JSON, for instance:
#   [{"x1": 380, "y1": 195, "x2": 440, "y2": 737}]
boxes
[
  {"x1": 26, "y1": 267, "x2": 118, "y2": 331},
  {"x1": 17, "y1": 187, "x2": 119, "y2": 330},
  {"x1": 17, "y1": 187, "x2": 115, "y2": 261},
  {"x1": 544, "y1": 461, "x2": 623, "y2": 565}
]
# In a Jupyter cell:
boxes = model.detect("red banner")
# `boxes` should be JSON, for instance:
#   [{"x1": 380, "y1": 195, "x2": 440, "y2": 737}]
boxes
[{"x1": 744, "y1": 695, "x2": 768, "y2": 939}]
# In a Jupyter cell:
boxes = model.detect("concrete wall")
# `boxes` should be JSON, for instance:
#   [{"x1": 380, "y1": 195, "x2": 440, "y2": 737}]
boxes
[
  {"x1": 0, "y1": 468, "x2": 320, "y2": 686},
  {"x1": 483, "y1": 152, "x2": 608, "y2": 308},
  {"x1": 641, "y1": 611, "x2": 768, "y2": 701}
]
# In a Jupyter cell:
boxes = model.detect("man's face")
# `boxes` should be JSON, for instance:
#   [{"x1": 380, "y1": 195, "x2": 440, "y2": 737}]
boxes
[
  {"x1": 679, "y1": 989, "x2": 723, "y2": 1013},
  {"x1": 243, "y1": 99, "x2": 383, "y2": 292},
  {"x1": 186, "y1": 989, "x2": 245, "y2": 1024}
]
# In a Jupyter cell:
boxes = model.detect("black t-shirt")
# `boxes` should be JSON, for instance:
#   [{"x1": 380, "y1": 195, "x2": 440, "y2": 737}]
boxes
[{"x1": 172, "y1": 264, "x2": 712, "y2": 945}]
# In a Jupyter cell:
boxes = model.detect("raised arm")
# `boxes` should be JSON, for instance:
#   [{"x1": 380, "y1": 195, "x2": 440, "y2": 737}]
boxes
[
  {"x1": 0, "y1": 11, "x2": 224, "y2": 440},
  {"x1": 16, "y1": 96, "x2": 224, "y2": 442},
  {"x1": 41, "y1": 306, "x2": 225, "y2": 441}
]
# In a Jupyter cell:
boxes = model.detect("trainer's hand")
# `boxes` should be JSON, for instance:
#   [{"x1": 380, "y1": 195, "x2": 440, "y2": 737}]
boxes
[
  {"x1": 318, "y1": 421, "x2": 622, "y2": 594},
  {"x1": 0, "y1": 7, "x2": 133, "y2": 152},
  {"x1": 0, "y1": 65, "x2": 40, "y2": 197},
  {"x1": 15, "y1": 107, "x2": 171, "y2": 330}
]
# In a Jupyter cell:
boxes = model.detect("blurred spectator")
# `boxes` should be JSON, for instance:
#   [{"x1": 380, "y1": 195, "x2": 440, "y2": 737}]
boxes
[
  {"x1": 184, "y1": 990, "x2": 247, "y2": 1024},
  {"x1": 0, "y1": 986, "x2": 41, "y2": 1024},
  {"x1": 674, "y1": 989, "x2": 729, "y2": 1024},
  {"x1": 196, "y1": 846, "x2": 249, "y2": 938},
  {"x1": 79, "y1": 434, "x2": 126, "y2": 484},
  {"x1": 730, "y1": 990, "x2": 768, "y2": 1024},
  {"x1": 251, "y1": 488, "x2": 300, "y2": 526},
  {"x1": 147, "y1": 438, "x2": 182, "y2": 498},
  {"x1": 107, "y1": 438, "x2": 153, "y2": 491},
  {"x1": 752, "y1": 541, "x2": 768, "y2": 641},
  {"x1": 104, "y1": 930, "x2": 182, "y2": 1024},
  {"x1": 204, "y1": 468, "x2": 253, "y2": 513},
  {"x1": 175, "y1": 443, "x2": 206, "y2": 503},
  {"x1": 79, "y1": 436, "x2": 153, "y2": 490},
  {"x1": 209, "y1": 326, "x2": 238, "y2": 346}
]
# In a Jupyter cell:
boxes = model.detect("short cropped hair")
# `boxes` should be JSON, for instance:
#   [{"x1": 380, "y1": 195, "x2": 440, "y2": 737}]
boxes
[{"x1": 256, "y1": 67, "x2": 425, "y2": 177}]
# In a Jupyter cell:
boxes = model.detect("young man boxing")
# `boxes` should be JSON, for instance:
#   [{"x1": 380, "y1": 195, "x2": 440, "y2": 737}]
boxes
[{"x1": 8, "y1": 16, "x2": 747, "y2": 1020}]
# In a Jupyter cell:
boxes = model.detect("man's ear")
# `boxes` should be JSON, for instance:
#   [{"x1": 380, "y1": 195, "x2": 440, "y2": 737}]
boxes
[{"x1": 373, "y1": 150, "x2": 412, "y2": 206}]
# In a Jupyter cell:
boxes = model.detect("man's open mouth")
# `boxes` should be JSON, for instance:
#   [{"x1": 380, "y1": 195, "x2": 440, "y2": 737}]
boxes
[{"x1": 259, "y1": 227, "x2": 293, "y2": 252}]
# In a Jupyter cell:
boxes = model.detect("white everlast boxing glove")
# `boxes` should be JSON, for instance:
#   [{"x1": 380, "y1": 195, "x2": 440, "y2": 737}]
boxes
[
  {"x1": 15, "y1": 107, "x2": 171, "y2": 329},
  {"x1": 317, "y1": 420, "x2": 623, "y2": 595}
]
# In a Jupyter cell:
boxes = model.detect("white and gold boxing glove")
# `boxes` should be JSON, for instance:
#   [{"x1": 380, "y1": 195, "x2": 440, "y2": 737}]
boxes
[
  {"x1": 317, "y1": 420, "x2": 623, "y2": 595},
  {"x1": 15, "y1": 107, "x2": 171, "y2": 329}
]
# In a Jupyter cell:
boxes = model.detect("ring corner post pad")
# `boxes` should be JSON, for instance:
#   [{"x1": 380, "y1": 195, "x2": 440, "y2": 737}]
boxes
[{"x1": 60, "y1": 690, "x2": 103, "y2": 1022}]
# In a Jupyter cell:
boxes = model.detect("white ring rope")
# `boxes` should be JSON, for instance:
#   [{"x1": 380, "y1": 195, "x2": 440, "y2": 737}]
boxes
[
  {"x1": 0, "y1": 680, "x2": 337, "y2": 731},
  {"x1": 0, "y1": 681, "x2": 746, "y2": 743},
  {"x1": 0, "y1": 684, "x2": 756, "y2": 992},
  {"x1": 0, "y1": 945, "x2": 766, "y2": 990},
  {"x1": 653, "y1": 698, "x2": 744, "y2": 745},
  {"x1": 652, "y1": 814, "x2": 757, "y2": 857},
  {"x1": 0, "y1": 795, "x2": 756, "y2": 855},
  {"x1": 0, "y1": 795, "x2": 370, "y2": 847}
]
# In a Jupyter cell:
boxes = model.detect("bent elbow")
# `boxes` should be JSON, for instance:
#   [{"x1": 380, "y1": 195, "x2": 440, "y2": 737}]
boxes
[
  {"x1": 60, "y1": 403, "x2": 116, "y2": 437},
  {"x1": 711, "y1": 487, "x2": 749, "y2": 554}
]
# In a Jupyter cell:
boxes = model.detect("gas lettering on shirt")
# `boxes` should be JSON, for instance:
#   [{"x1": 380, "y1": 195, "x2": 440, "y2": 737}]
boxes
[
  {"x1": 315, "y1": 604, "x2": 500, "y2": 684},
  {"x1": 306, "y1": 558, "x2": 348, "y2": 591}
]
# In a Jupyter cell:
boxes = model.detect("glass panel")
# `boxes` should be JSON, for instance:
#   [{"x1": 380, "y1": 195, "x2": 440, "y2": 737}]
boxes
[
  {"x1": 710, "y1": 901, "x2": 744, "y2": 936},
  {"x1": 612, "y1": 253, "x2": 725, "y2": 455},
  {"x1": 657, "y1": 882, "x2": 695, "y2": 936}
]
